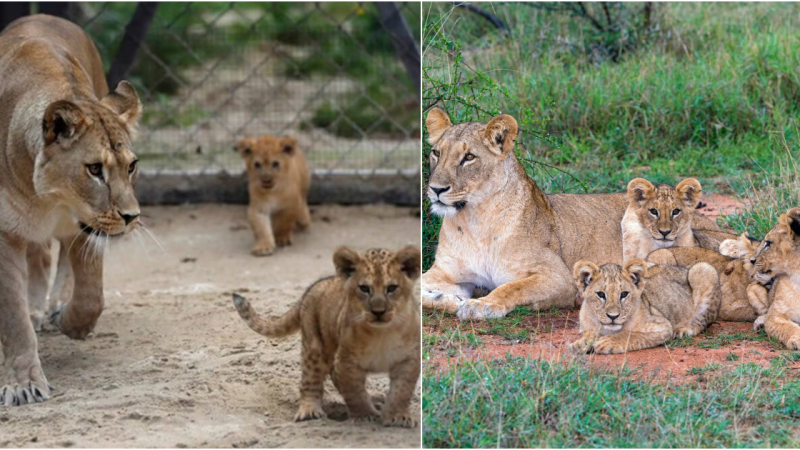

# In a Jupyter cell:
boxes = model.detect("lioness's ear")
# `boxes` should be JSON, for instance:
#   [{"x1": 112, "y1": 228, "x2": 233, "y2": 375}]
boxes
[
  {"x1": 573, "y1": 261, "x2": 599, "y2": 291},
  {"x1": 786, "y1": 207, "x2": 800, "y2": 241},
  {"x1": 101, "y1": 81, "x2": 142, "y2": 135},
  {"x1": 43, "y1": 100, "x2": 86, "y2": 146},
  {"x1": 626, "y1": 178, "x2": 655, "y2": 204},
  {"x1": 333, "y1": 247, "x2": 360, "y2": 279},
  {"x1": 719, "y1": 233, "x2": 756, "y2": 258},
  {"x1": 676, "y1": 178, "x2": 702, "y2": 208},
  {"x1": 279, "y1": 136, "x2": 297, "y2": 155},
  {"x1": 483, "y1": 114, "x2": 518, "y2": 156},
  {"x1": 624, "y1": 260, "x2": 648, "y2": 288},
  {"x1": 394, "y1": 245, "x2": 421, "y2": 281},
  {"x1": 426, "y1": 108, "x2": 452, "y2": 145}
]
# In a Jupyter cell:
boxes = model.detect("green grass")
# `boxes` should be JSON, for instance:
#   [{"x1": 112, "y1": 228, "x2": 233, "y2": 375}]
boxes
[
  {"x1": 423, "y1": 356, "x2": 800, "y2": 447},
  {"x1": 687, "y1": 362, "x2": 721, "y2": 376}
]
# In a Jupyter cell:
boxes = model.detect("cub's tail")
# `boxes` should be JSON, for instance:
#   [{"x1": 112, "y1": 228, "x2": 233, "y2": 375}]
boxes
[{"x1": 232, "y1": 293, "x2": 301, "y2": 338}]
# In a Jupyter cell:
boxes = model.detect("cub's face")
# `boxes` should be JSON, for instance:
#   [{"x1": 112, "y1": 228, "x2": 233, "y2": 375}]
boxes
[
  {"x1": 334, "y1": 246, "x2": 421, "y2": 326},
  {"x1": 627, "y1": 178, "x2": 702, "y2": 243},
  {"x1": 235, "y1": 135, "x2": 298, "y2": 191},
  {"x1": 36, "y1": 81, "x2": 142, "y2": 237},
  {"x1": 751, "y1": 208, "x2": 800, "y2": 278},
  {"x1": 720, "y1": 233, "x2": 772, "y2": 285},
  {"x1": 573, "y1": 260, "x2": 647, "y2": 331},
  {"x1": 425, "y1": 108, "x2": 518, "y2": 218}
]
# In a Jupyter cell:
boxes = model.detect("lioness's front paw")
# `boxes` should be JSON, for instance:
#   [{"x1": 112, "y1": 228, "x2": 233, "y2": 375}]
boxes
[
  {"x1": 456, "y1": 299, "x2": 507, "y2": 321},
  {"x1": 294, "y1": 404, "x2": 325, "y2": 422},
  {"x1": 0, "y1": 381, "x2": 50, "y2": 406},
  {"x1": 592, "y1": 337, "x2": 626, "y2": 354},
  {"x1": 753, "y1": 315, "x2": 766, "y2": 331},
  {"x1": 30, "y1": 312, "x2": 45, "y2": 332},
  {"x1": 382, "y1": 412, "x2": 418, "y2": 428},
  {"x1": 251, "y1": 242, "x2": 275, "y2": 257}
]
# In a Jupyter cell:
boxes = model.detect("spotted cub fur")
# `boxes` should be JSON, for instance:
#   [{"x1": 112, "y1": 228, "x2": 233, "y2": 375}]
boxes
[{"x1": 232, "y1": 246, "x2": 421, "y2": 427}]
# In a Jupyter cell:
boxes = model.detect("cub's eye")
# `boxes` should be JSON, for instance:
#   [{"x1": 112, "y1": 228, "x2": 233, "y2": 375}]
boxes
[
  {"x1": 672, "y1": 209, "x2": 681, "y2": 216},
  {"x1": 432, "y1": 149, "x2": 440, "y2": 158},
  {"x1": 596, "y1": 292, "x2": 606, "y2": 300},
  {"x1": 272, "y1": 161, "x2": 280, "y2": 169},
  {"x1": 764, "y1": 241, "x2": 771, "y2": 248},
  {"x1": 87, "y1": 163, "x2": 103, "y2": 178},
  {"x1": 128, "y1": 160, "x2": 138, "y2": 175},
  {"x1": 359, "y1": 285, "x2": 371, "y2": 294},
  {"x1": 386, "y1": 285, "x2": 398, "y2": 294},
  {"x1": 649, "y1": 208, "x2": 659, "y2": 216},
  {"x1": 620, "y1": 291, "x2": 629, "y2": 299},
  {"x1": 463, "y1": 153, "x2": 475, "y2": 162},
  {"x1": 254, "y1": 161, "x2": 262, "y2": 169}
]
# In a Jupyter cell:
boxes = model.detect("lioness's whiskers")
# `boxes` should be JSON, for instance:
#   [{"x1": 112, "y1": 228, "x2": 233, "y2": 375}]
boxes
[{"x1": 140, "y1": 224, "x2": 166, "y2": 255}]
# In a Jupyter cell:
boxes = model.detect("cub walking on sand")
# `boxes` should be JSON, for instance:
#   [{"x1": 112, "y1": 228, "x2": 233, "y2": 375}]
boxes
[
  {"x1": 570, "y1": 259, "x2": 721, "y2": 354},
  {"x1": 235, "y1": 134, "x2": 311, "y2": 256},
  {"x1": 232, "y1": 246, "x2": 421, "y2": 427}
]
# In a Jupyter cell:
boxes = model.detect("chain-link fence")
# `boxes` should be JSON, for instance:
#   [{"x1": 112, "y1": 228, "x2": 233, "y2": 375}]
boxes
[{"x1": 2, "y1": 2, "x2": 421, "y2": 204}]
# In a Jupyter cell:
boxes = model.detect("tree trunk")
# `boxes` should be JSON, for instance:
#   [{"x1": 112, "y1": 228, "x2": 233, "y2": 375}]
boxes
[
  {"x1": 107, "y1": 2, "x2": 160, "y2": 88},
  {"x1": 374, "y1": 2, "x2": 420, "y2": 98}
]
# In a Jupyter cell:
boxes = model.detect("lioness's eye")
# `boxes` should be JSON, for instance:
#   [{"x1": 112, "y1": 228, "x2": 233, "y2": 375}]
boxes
[
  {"x1": 359, "y1": 285, "x2": 371, "y2": 294},
  {"x1": 672, "y1": 209, "x2": 680, "y2": 216},
  {"x1": 463, "y1": 153, "x2": 475, "y2": 162},
  {"x1": 597, "y1": 292, "x2": 606, "y2": 300},
  {"x1": 620, "y1": 291, "x2": 629, "y2": 299},
  {"x1": 432, "y1": 150, "x2": 440, "y2": 158},
  {"x1": 764, "y1": 241, "x2": 771, "y2": 248},
  {"x1": 87, "y1": 163, "x2": 103, "y2": 178},
  {"x1": 386, "y1": 285, "x2": 398, "y2": 294},
  {"x1": 272, "y1": 161, "x2": 280, "y2": 169},
  {"x1": 128, "y1": 160, "x2": 138, "y2": 175},
  {"x1": 649, "y1": 208, "x2": 659, "y2": 216}
]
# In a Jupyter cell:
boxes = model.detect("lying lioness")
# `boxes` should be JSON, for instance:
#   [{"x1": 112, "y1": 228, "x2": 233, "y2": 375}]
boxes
[{"x1": 421, "y1": 108, "x2": 719, "y2": 320}]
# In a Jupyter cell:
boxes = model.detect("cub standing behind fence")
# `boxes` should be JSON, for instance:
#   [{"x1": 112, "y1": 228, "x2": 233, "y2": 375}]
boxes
[
  {"x1": 0, "y1": 14, "x2": 142, "y2": 406},
  {"x1": 232, "y1": 246, "x2": 421, "y2": 427},
  {"x1": 234, "y1": 134, "x2": 311, "y2": 256}
]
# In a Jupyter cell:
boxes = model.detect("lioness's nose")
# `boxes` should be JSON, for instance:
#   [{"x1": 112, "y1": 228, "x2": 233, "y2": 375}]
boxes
[
  {"x1": 606, "y1": 313, "x2": 619, "y2": 321},
  {"x1": 659, "y1": 229, "x2": 671, "y2": 237},
  {"x1": 750, "y1": 259, "x2": 756, "y2": 264},
  {"x1": 119, "y1": 210, "x2": 140, "y2": 225},
  {"x1": 430, "y1": 185, "x2": 450, "y2": 196}
]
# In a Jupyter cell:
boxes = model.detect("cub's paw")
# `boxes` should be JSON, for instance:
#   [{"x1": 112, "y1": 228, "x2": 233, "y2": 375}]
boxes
[
  {"x1": 350, "y1": 411, "x2": 381, "y2": 424},
  {"x1": 251, "y1": 242, "x2": 275, "y2": 257},
  {"x1": 30, "y1": 312, "x2": 45, "y2": 332},
  {"x1": 275, "y1": 235, "x2": 293, "y2": 247},
  {"x1": 673, "y1": 327, "x2": 698, "y2": 339},
  {"x1": 294, "y1": 405, "x2": 325, "y2": 422},
  {"x1": 382, "y1": 412, "x2": 418, "y2": 428},
  {"x1": 50, "y1": 304, "x2": 97, "y2": 340},
  {"x1": 456, "y1": 300, "x2": 507, "y2": 321},
  {"x1": 785, "y1": 336, "x2": 800, "y2": 351},
  {"x1": 592, "y1": 337, "x2": 626, "y2": 355},
  {"x1": 568, "y1": 338, "x2": 594, "y2": 354},
  {"x1": 753, "y1": 315, "x2": 766, "y2": 331},
  {"x1": 421, "y1": 293, "x2": 466, "y2": 314}
]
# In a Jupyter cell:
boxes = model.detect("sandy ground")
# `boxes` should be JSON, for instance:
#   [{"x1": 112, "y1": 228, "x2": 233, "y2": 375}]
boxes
[{"x1": 0, "y1": 204, "x2": 421, "y2": 448}]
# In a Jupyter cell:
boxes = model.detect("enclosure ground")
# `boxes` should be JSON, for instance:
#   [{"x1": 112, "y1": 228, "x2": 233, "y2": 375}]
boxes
[{"x1": 0, "y1": 204, "x2": 420, "y2": 448}]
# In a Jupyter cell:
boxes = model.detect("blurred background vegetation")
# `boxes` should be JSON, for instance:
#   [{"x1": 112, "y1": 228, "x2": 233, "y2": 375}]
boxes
[{"x1": 423, "y1": 2, "x2": 800, "y2": 269}]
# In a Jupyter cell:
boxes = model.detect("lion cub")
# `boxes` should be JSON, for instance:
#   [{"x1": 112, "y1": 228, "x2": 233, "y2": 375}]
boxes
[
  {"x1": 647, "y1": 233, "x2": 772, "y2": 323},
  {"x1": 235, "y1": 134, "x2": 311, "y2": 256},
  {"x1": 232, "y1": 246, "x2": 421, "y2": 427},
  {"x1": 570, "y1": 259, "x2": 721, "y2": 354},
  {"x1": 622, "y1": 178, "x2": 733, "y2": 263}
]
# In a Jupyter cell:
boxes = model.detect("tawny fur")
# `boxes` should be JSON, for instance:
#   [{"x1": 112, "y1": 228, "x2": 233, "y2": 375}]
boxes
[
  {"x1": 232, "y1": 246, "x2": 421, "y2": 428},
  {"x1": 570, "y1": 259, "x2": 721, "y2": 354},
  {"x1": 421, "y1": 108, "x2": 719, "y2": 321},
  {"x1": 235, "y1": 134, "x2": 311, "y2": 256},
  {"x1": 750, "y1": 208, "x2": 800, "y2": 350},
  {"x1": 622, "y1": 178, "x2": 735, "y2": 263},
  {"x1": 0, "y1": 15, "x2": 142, "y2": 406}
]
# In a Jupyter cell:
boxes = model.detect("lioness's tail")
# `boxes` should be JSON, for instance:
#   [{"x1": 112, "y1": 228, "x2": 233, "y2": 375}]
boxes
[{"x1": 232, "y1": 293, "x2": 301, "y2": 338}]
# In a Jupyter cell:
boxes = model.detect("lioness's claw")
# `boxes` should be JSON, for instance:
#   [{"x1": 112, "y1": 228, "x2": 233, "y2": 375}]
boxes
[
  {"x1": 382, "y1": 413, "x2": 418, "y2": 428},
  {"x1": 0, "y1": 380, "x2": 50, "y2": 407}
]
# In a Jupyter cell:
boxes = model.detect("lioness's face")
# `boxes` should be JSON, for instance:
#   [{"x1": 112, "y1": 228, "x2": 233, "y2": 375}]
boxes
[
  {"x1": 627, "y1": 178, "x2": 701, "y2": 242},
  {"x1": 425, "y1": 108, "x2": 518, "y2": 217},
  {"x1": 334, "y1": 246, "x2": 420, "y2": 326},
  {"x1": 574, "y1": 260, "x2": 646, "y2": 331},
  {"x1": 235, "y1": 135, "x2": 298, "y2": 191},
  {"x1": 36, "y1": 82, "x2": 142, "y2": 237},
  {"x1": 752, "y1": 208, "x2": 800, "y2": 278}
]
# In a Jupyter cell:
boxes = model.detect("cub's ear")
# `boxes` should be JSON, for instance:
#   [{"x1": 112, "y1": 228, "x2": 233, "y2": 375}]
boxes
[
  {"x1": 573, "y1": 261, "x2": 599, "y2": 291},
  {"x1": 483, "y1": 114, "x2": 518, "y2": 156},
  {"x1": 719, "y1": 233, "x2": 757, "y2": 258},
  {"x1": 43, "y1": 100, "x2": 87, "y2": 146},
  {"x1": 426, "y1": 108, "x2": 452, "y2": 145},
  {"x1": 394, "y1": 245, "x2": 421, "y2": 281},
  {"x1": 101, "y1": 81, "x2": 142, "y2": 135},
  {"x1": 676, "y1": 178, "x2": 702, "y2": 209},
  {"x1": 786, "y1": 207, "x2": 800, "y2": 241},
  {"x1": 626, "y1": 178, "x2": 655, "y2": 204},
  {"x1": 333, "y1": 247, "x2": 361, "y2": 279},
  {"x1": 624, "y1": 260, "x2": 648, "y2": 288},
  {"x1": 234, "y1": 138, "x2": 254, "y2": 157},
  {"x1": 279, "y1": 136, "x2": 297, "y2": 155}
]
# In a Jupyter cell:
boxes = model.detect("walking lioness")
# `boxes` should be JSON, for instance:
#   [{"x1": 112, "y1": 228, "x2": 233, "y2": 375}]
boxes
[
  {"x1": 421, "y1": 108, "x2": 719, "y2": 320},
  {"x1": 0, "y1": 15, "x2": 142, "y2": 405}
]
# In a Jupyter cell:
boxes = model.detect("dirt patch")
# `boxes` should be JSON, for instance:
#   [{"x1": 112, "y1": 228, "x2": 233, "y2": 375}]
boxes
[
  {"x1": 697, "y1": 193, "x2": 750, "y2": 221},
  {"x1": 0, "y1": 204, "x2": 420, "y2": 448}
]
